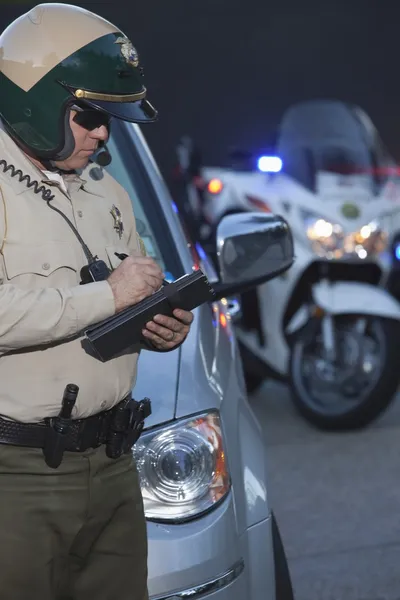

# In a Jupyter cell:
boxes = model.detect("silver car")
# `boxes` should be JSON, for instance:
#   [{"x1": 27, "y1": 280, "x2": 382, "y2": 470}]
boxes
[{"x1": 89, "y1": 121, "x2": 295, "y2": 600}]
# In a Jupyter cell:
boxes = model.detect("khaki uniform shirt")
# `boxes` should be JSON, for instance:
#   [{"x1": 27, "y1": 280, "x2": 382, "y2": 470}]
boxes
[{"x1": 0, "y1": 125, "x2": 144, "y2": 423}]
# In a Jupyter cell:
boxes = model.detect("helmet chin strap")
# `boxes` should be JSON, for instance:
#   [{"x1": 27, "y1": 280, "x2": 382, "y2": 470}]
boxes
[{"x1": 48, "y1": 107, "x2": 77, "y2": 167}]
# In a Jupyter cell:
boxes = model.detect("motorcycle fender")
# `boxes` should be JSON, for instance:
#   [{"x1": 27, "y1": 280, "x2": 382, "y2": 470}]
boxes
[
  {"x1": 313, "y1": 281, "x2": 400, "y2": 320},
  {"x1": 285, "y1": 282, "x2": 400, "y2": 337}
]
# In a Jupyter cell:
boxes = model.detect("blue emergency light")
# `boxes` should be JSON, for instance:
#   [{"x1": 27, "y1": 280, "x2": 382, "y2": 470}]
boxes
[{"x1": 257, "y1": 156, "x2": 283, "y2": 173}]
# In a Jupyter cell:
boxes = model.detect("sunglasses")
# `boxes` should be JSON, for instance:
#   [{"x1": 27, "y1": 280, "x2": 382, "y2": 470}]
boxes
[{"x1": 72, "y1": 107, "x2": 111, "y2": 131}]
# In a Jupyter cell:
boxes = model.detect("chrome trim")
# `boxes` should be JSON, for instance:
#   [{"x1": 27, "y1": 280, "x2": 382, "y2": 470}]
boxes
[
  {"x1": 74, "y1": 88, "x2": 146, "y2": 102},
  {"x1": 151, "y1": 559, "x2": 244, "y2": 599}
]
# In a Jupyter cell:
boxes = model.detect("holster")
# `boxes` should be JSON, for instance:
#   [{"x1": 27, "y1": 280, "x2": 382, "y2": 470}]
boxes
[{"x1": 106, "y1": 397, "x2": 152, "y2": 459}]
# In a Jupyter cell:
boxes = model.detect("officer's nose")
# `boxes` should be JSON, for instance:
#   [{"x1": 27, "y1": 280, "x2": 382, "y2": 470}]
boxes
[{"x1": 90, "y1": 125, "x2": 109, "y2": 141}]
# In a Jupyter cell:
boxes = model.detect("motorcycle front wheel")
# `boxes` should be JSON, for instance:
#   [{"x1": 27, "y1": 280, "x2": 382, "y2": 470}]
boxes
[{"x1": 289, "y1": 315, "x2": 400, "y2": 430}]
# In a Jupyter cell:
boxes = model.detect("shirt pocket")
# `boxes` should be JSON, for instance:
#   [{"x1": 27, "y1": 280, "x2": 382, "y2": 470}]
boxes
[
  {"x1": 2, "y1": 241, "x2": 78, "y2": 286},
  {"x1": 105, "y1": 243, "x2": 132, "y2": 271}
]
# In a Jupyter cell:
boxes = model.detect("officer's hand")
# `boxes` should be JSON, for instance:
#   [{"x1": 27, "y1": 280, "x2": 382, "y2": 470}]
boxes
[
  {"x1": 107, "y1": 255, "x2": 164, "y2": 313},
  {"x1": 142, "y1": 309, "x2": 194, "y2": 350}
]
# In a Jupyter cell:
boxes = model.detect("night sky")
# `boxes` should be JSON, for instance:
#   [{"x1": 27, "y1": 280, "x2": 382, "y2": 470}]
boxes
[{"x1": 2, "y1": 1, "x2": 400, "y2": 180}]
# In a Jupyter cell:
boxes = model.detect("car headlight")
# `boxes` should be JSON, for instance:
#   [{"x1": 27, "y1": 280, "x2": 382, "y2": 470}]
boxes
[
  {"x1": 301, "y1": 210, "x2": 388, "y2": 259},
  {"x1": 133, "y1": 411, "x2": 231, "y2": 522}
]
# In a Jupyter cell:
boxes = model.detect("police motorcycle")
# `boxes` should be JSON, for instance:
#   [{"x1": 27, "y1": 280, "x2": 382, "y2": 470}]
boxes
[{"x1": 174, "y1": 100, "x2": 400, "y2": 430}]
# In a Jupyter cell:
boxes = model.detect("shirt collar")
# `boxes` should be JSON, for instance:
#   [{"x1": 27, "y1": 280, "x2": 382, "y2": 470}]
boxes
[{"x1": 72, "y1": 165, "x2": 105, "y2": 197}]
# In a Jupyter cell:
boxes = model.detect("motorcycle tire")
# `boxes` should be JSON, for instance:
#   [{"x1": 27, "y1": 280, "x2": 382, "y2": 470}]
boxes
[{"x1": 289, "y1": 316, "x2": 400, "y2": 431}]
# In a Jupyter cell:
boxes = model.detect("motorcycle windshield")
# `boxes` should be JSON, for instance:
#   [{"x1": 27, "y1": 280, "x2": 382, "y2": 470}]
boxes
[{"x1": 276, "y1": 100, "x2": 394, "y2": 197}]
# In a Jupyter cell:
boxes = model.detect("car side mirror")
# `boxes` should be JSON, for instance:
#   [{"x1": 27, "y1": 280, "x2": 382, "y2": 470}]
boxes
[{"x1": 212, "y1": 212, "x2": 294, "y2": 300}]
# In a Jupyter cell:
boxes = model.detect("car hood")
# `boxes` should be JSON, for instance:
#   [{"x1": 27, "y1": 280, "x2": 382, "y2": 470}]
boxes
[
  {"x1": 174, "y1": 301, "x2": 235, "y2": 420},
  {"x1": 132, "y1": 300, "x2": 234, "y2": 428},
  {"x1": 132, "y1": 347, "x2": 180, "y2": 428}
]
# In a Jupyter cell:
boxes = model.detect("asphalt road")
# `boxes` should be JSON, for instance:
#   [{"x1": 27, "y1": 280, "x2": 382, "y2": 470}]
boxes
[{"x1": 250, "y1": 381, "x2": 400, "y2": 600}]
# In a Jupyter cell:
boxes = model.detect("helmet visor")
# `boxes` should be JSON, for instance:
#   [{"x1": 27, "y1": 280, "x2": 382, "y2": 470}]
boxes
[
  {"x1": 62, "y1": 82, "x2": 158, "y2": 123},
  {"x1": 84, "y1": 96, "x2": 157, "y2": 123}
]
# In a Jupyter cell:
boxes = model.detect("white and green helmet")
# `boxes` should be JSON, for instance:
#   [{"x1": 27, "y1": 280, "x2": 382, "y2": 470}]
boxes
[{"x1": 0, "y1": 3, "x2": 158, "y2": 160}]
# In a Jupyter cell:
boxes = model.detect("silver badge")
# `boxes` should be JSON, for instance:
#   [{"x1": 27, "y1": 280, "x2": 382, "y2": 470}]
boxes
[
  {"x1": 115, "y1": 36, "x2": 139, "y2": 67},
  {"x1": 110, "y1": 204, "x2": 124, "y2": 239}
]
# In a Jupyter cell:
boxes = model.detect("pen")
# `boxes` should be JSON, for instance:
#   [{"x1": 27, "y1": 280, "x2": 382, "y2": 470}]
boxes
[{"x1": 114, "y1": 252, "x2": 170, "y2": 286}]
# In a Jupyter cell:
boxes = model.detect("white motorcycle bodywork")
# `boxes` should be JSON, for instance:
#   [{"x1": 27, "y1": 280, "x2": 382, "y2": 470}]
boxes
[
  {"x1": 199, "y1": 166, "x2": 400, "y2": 377},
  {"x1": 177, "y1": 100, "x2": 400, "y2": 383}
]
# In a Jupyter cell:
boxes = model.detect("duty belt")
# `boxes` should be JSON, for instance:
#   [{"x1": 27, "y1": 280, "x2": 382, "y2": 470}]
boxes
[{"x1": 0, "y1": 394, "x2": 152, "y2": 469}]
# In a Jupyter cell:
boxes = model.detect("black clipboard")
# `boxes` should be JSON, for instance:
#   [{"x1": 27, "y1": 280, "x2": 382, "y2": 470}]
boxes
[{"x1": 84, "y1": 269, "x2": 215, "y2": 361}]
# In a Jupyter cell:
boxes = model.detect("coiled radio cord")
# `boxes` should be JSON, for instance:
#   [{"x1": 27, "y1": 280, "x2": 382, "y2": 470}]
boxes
[{"x1": 0, "y1": 159, "x2": 95, "y2": 263}]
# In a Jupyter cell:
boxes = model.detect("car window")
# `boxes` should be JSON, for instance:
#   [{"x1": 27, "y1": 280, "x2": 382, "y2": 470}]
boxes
[{"x1": 103, "y1": 132, "x2": 167, "y2": 272}]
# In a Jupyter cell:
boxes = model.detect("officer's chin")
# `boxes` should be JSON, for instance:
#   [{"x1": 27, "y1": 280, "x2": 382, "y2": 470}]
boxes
[
  {"x1": 77, "y1": 156, "x2": 91, "y2": 169},
  {"x1": 60, "y1": 155, "x2": 91, "y2": 171}
]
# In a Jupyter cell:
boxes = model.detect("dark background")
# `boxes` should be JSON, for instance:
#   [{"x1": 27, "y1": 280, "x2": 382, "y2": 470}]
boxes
[{"x1": 2, "y1": 1, "x2": 400, "y2": 182}]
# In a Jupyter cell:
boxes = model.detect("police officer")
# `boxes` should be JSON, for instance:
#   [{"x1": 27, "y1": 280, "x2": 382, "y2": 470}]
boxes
[{"x1": 0, "y1": 4, "x2": 193, "y2": 599}]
